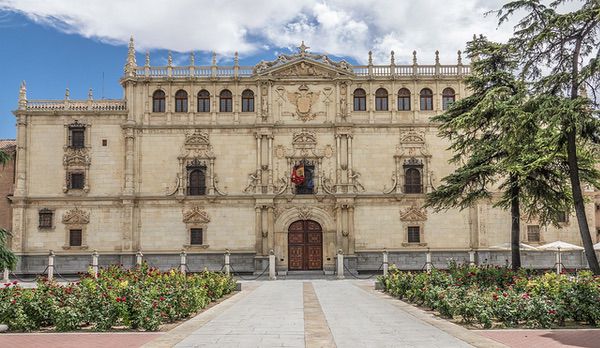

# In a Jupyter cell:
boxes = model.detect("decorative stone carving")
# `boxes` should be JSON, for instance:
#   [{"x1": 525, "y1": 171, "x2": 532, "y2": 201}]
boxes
[
  {"x1": 275, "y1": 145, "x2": 286, "y2": 159},
  {"x1": 185, "y1": 130, "x2": 210, "y2": 146},
  {"x1": 63, "y1": 148, "x2": 91, "y2": 167},
  {"x1": 323, "y1": 145, "x2": 334, "y2": 159},
  {"x1": 182, "y1": 206, "x2": 210, "y2": 224},
  {"x1": 297, "y1": 207, "x2": 312, "y2": 220},
  {"x1": 287, "y1": 85, "x2": 321, "y2": 122},
  {"x1": 292, "y1": 130, "x2": 317, "y2": 147},
  {"x1": 339, "y1": 81, "x2": 348, "y2": 118},
  {"x1": 400, "y1": 206, "x2": 427, "y2": 222},
  {"x1": 62, "y1": 207, "x2": 90, "y2": 225}
]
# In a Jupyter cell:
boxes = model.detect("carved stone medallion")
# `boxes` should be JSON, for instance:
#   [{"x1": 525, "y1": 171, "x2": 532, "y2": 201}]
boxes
[
  {"x1": 62, "y1": 207, "x2": 90, "y2": 225},
  {"x1": 287, "y1": 85, "x2": 320, "y2": 122},
  {"x1": 182, "y1": 206, "x2": 211, "y2": 224}
]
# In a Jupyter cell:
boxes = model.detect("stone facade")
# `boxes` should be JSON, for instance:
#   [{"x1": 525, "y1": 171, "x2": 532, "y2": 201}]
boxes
[{"x1": 8, "y1": 40, "x2": 600, "y2": 274}]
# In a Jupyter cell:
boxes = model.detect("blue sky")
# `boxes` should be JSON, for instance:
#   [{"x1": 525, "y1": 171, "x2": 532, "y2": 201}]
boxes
[{"x1": 0, "y1": 0, "x2": 519, "y2": 139}]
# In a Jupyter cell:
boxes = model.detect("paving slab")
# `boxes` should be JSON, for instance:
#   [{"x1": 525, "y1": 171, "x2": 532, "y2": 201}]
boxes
[{"x1": 479, "y1": 329, "x2": 600, "y2": 348}]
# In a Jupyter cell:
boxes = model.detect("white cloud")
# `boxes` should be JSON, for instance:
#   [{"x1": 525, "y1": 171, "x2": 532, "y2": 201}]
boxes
[{"x1": 0, "y1": 0, "x2": 520, "y2": 64}]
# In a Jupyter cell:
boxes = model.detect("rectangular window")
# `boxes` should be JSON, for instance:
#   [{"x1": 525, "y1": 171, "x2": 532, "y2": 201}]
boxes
[
  {"x1": 190, "y1": 228, "x2": 203, "y2": 245},
  {"x1": 39, "y1": 209, "x2": 53, "y2": 228},
  {"x1": 398, "y1": 97, "x2": 411, "y2": 111},
  {"x1": 556, "y1": 211, "x2": 568, "y2": 223},
  {"x1": 407, "y1": 226, "x2": 420, "y2": 243},
  {"x1": 198, "y1": 98, "x2": 210, "y2": 112},
  {"x1": 527, "y1": 225, "x2": 540, "y2": 242},
  {"x1": 70, "y1": 128, "x2": 85, "y2": 148},
  {"x1": 69, "y1": 229, "x2": 82, "y2": 247},
  {"x1": 242, "y1": 98, "x2": 254, "y2": 112},
  {"x1": 69, "y1": 172, "x2": 85, "y2": 190},
  {"x1": 220, "y1": 99, "x2": 232, "y2": 112},
  {"x1": 375, "y1": 97, "x2": 388, "y2": 111}
]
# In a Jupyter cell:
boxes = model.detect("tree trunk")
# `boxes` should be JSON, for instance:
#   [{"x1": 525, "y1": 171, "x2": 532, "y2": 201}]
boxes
[
  {"x1": 568, "y1": 35, "x2": 600, "y2": 275},
  {"x1": 510, "y1": 174, "x2": 521, "y2": 271},
  {"x1": 565, "y1": 129, "x2": 600, "y2": 274}
]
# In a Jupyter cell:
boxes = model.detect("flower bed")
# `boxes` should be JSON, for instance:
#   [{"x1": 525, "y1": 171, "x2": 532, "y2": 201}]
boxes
[
  {"x1": 379, "y1": 263, "x2": 600, "y2": 329},
  {"x1": 0, "y1": 264, "x2": 237, "y2": 332}
]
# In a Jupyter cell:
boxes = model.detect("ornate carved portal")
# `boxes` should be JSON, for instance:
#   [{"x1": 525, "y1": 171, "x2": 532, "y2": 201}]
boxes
[{"x1": 288, "y1": 220, "x2": 323, "y2": 271}]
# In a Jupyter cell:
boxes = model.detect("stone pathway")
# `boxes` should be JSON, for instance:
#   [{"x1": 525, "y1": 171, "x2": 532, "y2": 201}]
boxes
[
  {"x1": 479, "y1": 329, "x2": 600, "y2": 348},
  {"x1": 149, "y1": 280, "x2": 488, "y2": 348}
]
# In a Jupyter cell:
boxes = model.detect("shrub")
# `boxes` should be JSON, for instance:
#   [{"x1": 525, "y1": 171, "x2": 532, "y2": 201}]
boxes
[{"x1": 0, "y1": 264, "x2": 237, "y2": 332}]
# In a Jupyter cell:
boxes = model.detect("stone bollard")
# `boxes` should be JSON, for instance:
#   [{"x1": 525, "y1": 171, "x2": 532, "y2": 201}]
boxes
[
  {"x1": 425, "y1": 249, "x2": 432, "y2": 273},
  {"x1": 224, "y1": 249, "x2": 231, "y2": 276},
  {"x1": 382, "y1": 249, "x2": 389, "y2": 277},
  {"x1": 3, "y1": 268, "x2": 9, "y2": 283},
  {"x1": 337, "y1": 249, "x2": 344, "y2": 279},
  {"x1": 269, "y1": 249, "x2": 276, "y2": 280},
  {"x1": 468, "y1": 250, "x2": 476, "y2": 266},
  {"x1": 48, "y1": 250, "x2": 55, "y2": 281},
  {"x1": 91, "y1": 250, "x2": 99, "y2": 278},
  {"x1": 136, "y1": 250, "x2": 143, "y2": 267},
  {"x1": 180, "y1": 250, "x2": 187, "y2": 275}
]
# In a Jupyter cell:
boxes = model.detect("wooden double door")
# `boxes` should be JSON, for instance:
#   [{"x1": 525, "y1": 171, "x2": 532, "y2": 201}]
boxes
[{"x1": 288, "y1": 220, "x2": 323, "y2": 270}]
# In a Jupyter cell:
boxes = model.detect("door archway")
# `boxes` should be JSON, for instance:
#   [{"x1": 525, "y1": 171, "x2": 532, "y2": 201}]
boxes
[{"x1": 288, "y1": 220, "x2": 323, "y2": 270}]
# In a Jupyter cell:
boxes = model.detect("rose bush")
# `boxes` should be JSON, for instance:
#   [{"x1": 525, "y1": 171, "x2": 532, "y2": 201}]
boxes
[
  {"x1": 0, "y1": 264, "x2": 237, "y2": 332},
  {"x1": 379, "y1": 264, "x2": 600, "y2": 329}
]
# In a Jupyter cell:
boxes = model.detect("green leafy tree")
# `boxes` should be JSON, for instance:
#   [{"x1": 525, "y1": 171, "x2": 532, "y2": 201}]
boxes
[
  {"x1": 426, "y1": 37, "x2": 575, "y2": 270},
  {"x1": 0, "y1": 149, "x2": 16, "y2": 271},
  {"x1": 496, "y1": 0, "x2": 600, "y2": 274}
]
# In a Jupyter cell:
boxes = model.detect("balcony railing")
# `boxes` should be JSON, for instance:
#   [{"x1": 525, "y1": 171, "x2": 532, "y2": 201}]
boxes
[{"x1": 26, "y1": 100, "x2": 126, "y2": 111}]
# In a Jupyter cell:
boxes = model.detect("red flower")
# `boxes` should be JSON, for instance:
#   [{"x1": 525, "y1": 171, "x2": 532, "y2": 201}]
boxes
[
  {"x1": 159, "y1": 296, "x2": 165, "y2": 301},
  {"x1": 521, "y1": 293, "x2": 530, "y2": 299},
  {"x1": 116, "y1": 297, "x2": 121, "y2": 302},
  {"x1": 121, "y1": 296, "x2": 126, "y2": 302},
  {"x1": 502, "y1": 292, "x2": 508, "y2": 297},
  {"x1": 12, "y1": 280, "x2": 17, "y2": 285},
  {"x1": 492, "y1": 293, "x2": 498, "y2": 301},
  {"x1": 548, "y1": 309, "x2": 557, "y2": 315}
]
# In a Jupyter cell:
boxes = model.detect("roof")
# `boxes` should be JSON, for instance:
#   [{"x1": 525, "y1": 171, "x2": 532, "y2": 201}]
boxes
[{"x1": 0, "y1": 139, "x2": 16, "y2": 152}]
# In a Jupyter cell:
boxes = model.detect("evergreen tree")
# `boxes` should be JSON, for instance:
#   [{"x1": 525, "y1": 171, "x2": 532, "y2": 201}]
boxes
[
  {"x1": 0, "y1": 149, "x2": 16, "y2": 271},
  {"x1": 426, "y1": 36, "x2": 576, "y2": 270},
  {"x1": 497, "y1": 0, "x2": 600, "y2": 274}
]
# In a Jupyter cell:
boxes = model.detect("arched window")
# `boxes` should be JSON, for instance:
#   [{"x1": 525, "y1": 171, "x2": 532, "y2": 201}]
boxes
[
  {"x1": 241, "y1": 89, "x2": 254, "y2": 112},
  {"x1": 175, "y1": 90, "x2": 188, "y2": 113},
  {"x1": 152, "y1": 90, "x2": 165, "y2": 113},
  {"x1": 353, "y1": 88, "x2": 366, "y2": 111},
  {"x1": 397, "y1": 88, "x2": 411, "y2": 111},
  {"x1": 219, "y1": 89, "x2": 232, "y2": 112},
  {"x1": 404, "y1": 168, "x2": 422, "y2": 194},
  {"x1": 197, "y1": 90, "x2": 210, "y2": 112},
  {"x1": 442, "y1": 87, "x2": 456, "y2": 110},
  {"x1": 188, "y1": 168, "x2": 206, "y2": 196},
  {"x1": 375, "y1": 88, "x2": 388, "y2": 111},
  {"x1": 420, "y1": 88, "x2": 433, "y2": 111}
]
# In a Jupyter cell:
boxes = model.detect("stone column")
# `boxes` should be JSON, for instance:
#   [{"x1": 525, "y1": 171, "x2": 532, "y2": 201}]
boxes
[
  {"x1": 255, "y1": 207, "x2": 263, "y2": 255},
  {"x1": 267, "y1": 206, "x2": 275, "y2": 251},
  {"x1": 348, "y1": 206, "x2": 355, "y2": 255}
]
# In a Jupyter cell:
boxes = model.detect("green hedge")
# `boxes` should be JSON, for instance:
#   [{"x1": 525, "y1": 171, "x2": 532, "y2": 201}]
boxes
[
  {"x1": 379, "y1": 263, "x2": 600, "y2": 328},
  {"x1": 0, "y1": 264, "x2": 237, "y2": 332}
]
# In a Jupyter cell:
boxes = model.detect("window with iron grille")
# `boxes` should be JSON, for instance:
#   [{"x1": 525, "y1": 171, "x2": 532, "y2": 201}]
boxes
[
  {"x1": 39, "y1": 209, "x2": 53, "y2": 228},
  {"x1": 527, "y1": 225, "x2": 540, "y2": 242},
  {"x1": 220, "y1": 90, "x2": 232, "y2": 112},
  {"x1": 407, "y1": 226, "x2": 420, "y2": 243},
  {"x1": 69, "y1": 172, "x2": 85, "y2": 190},
  {"x1": 197, "y1": 90, "x2": 210, "y2": 112},
  {"x1": 404, "y1": 168, "x2": 422, "y2": 193},
  {"x1": 190, "y1": 228, "x2": 203, "y2": 245},
  {"x1": 397, "y1": 88, "x2": 411, "y2": 111},
  {"x1": 375, "y1": 88, "x2": 388, "y2": 111},
  {"x1": 241, "y1": 89, "x2": 254, "y2": 112},
  {"x1": 442, "y1": 87, "x2": 455, "y2": 110},
  {"x1": 70, "y1": 127, "x2": 85, "y2": 148},
  {"x1": 69, "y1": 229, "x2": 82, "y2": 247},
  {"x1": 353, "y1": 88, "x2": 366, "y2": 111},
  {"x1": 556, "y1": 211, "x2": 568, "y2": 223},
  {"x1": 175, "y1": 90, "x2": 188, "y2": 112},
  {"x1": 420, "y1": 88, "x2": 433, "y2": 110},
  {"x1": 152, "y1": 90, "x2": 166, "y2": 112}
]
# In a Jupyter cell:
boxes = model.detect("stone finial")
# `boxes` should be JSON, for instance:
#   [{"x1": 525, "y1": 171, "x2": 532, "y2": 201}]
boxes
[
  {"x1": 390, "y1": 50, "x2": 395, "y2": 65},
  {"x1": 234, "y1": 51, "x2": 239, "y2": 66},
  {"x1": 88, "y1": 88, "x2": 93, "y2": 101},
  {"x1": 368, "y1": 51, "x2": 373, "y2": 65},
  {"x1": 145, "y1": 51, "x2": 150, "y2": 66},
  {"x1": 298, "y1": 41, "x2": 310, "y2": 55},
  {"x1": 167, "y1": 51, "x2": 173, "y2": 66},
  {"x1": 124, "y1": 35, "x2": 136, "y2": 76},
  {"x1": 473, "y1": 34, "x2": 477, "y2": 41},
  {"x1": 211, "y1": 52, "x2": 217, "y2": 66},
  {"x1": 435, "y1": 50, "x2": 440, "y2": 65},
  {"x1": 190, "y1": 51, "x2": 195, "y2": 66},
  {"x1": 65, "y1": 88, "x2": 70, "y2": 100},
  {"x1": 412, "y1": 50, "x2": 417, "y2": 65},
  {"x1": 457, "y1": 50, "x2": 462, "y2": 65},
  {"x1": 18, "y1": 80, "x2": 27, "y2": 110}
]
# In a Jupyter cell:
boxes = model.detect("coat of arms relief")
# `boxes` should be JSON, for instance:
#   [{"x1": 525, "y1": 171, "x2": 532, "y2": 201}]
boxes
[{"x1": 286, "y1": 84, "x2": 321, "y2": 122}]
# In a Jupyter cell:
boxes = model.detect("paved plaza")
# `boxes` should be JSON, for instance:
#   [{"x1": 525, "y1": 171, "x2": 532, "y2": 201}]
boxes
[{"x1": 2, "y1": 279, "x2": 600, "y2": 347}]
